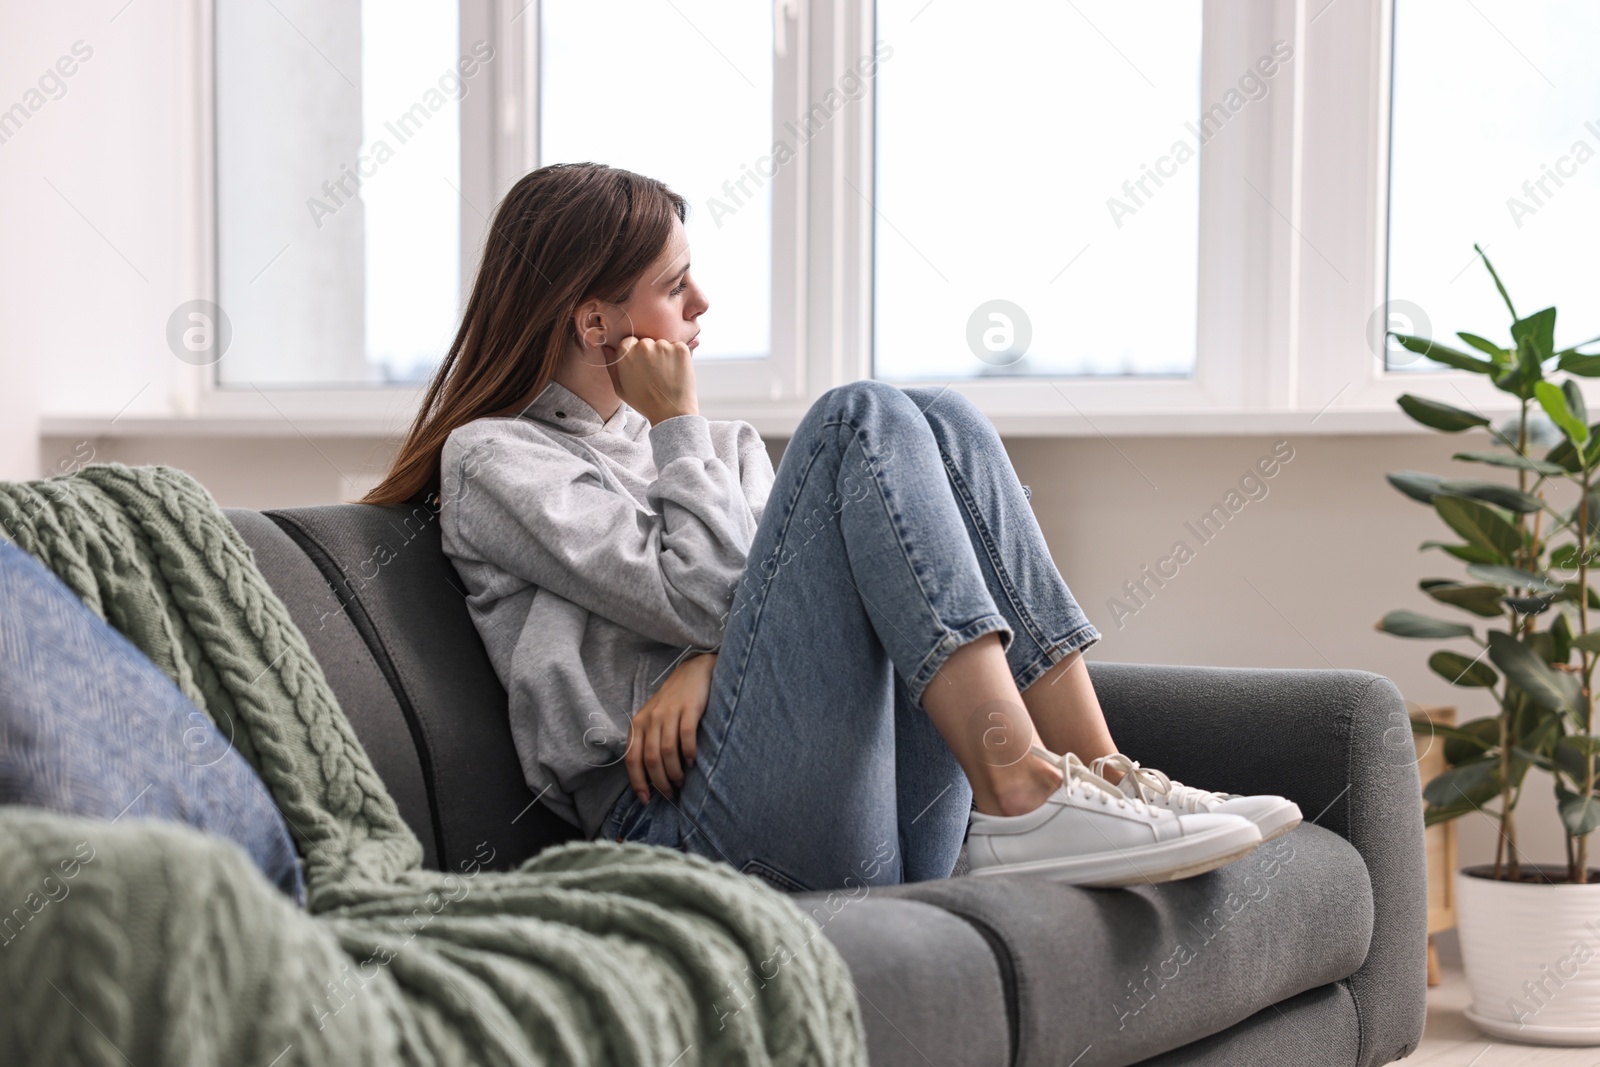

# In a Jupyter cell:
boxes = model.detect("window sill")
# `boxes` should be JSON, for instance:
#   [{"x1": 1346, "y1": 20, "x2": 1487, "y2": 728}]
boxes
[{"x1": 41, "y1": 403, "x2": 1497, "y2": 441}]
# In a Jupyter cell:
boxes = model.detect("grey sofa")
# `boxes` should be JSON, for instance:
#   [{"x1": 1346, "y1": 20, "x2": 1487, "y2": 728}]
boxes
[{"x1": 224, "y1": 500, "x2": 1428, "y2": 1067}]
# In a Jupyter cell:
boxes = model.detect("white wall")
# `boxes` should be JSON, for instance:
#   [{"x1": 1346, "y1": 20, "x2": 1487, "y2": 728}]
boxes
[{"x1": 0, "y1": 1, "x2": 198, "y2": 430}]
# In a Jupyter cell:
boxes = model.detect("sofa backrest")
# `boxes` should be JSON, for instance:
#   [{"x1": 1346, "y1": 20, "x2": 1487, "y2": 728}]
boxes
[{"x1": 224, "y1": 504, "x2": 582, "y2": 873}]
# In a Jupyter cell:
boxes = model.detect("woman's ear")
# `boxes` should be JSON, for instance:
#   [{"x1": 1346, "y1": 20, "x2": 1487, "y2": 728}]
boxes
[{"x1": 574, "y1": 300, "x2": 610, "y2": 349}]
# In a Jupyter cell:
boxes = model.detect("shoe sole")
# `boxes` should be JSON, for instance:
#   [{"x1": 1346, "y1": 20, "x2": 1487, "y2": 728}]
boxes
[
  {"x1": 966, "y1": 820, "x2": 1264, "y2": 887},
  {"x1": 1256, "y1": 804, "x2": 1303, "y2": 843}
]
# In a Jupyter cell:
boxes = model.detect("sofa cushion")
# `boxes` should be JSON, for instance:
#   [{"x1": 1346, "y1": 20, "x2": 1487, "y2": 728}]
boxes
[
  {"x1": 793, "y1": 895, "x2": 1011, "y2": 1067},
  {"x1": 1084, "y1": 661, "x2": 1426, "y2": 1066},
  {"x1": 1135, "y1": 982, "x2": 1359, "y2": 1066},
  {"x1": 0, "y1": 540, "x2": 305, "y2": 904},
  {"x1": 881, "y1": 827, "x2": 1371, "y2": 1067},
  {"x1": 257, "y1": 502, "x2": 581, "y2": 872},
  {"x1": 225, "y1": 508, "x2": 439, "y2": 868}
]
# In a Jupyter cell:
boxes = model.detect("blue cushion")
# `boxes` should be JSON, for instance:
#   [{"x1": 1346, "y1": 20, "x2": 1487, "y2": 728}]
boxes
[{"x1": 0, "y1": 540, "x2": 305, "y2": 905}]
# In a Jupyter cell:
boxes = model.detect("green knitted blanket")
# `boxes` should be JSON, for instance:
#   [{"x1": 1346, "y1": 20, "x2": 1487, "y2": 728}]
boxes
[{"x1": 0, "y1": 464, "x2": 867, "y2": 1066}]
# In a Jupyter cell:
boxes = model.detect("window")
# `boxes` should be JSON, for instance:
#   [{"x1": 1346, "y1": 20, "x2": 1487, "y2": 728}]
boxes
[
  {"x1": 1386, "y1": 0, "x2": 1600, "y2": 372},
  {"x1": 873, "y1": 0, "x2": 1203, "y2": 381},
  {"x1": 187, "y1": 0, "x2": 1600, "y2": 434},
  {"x1": 539, "y1": 0, "x2": 774, "y2": 363},
  {"x1": 216, "y1": 0, "x2": 478, "y2": 386}
]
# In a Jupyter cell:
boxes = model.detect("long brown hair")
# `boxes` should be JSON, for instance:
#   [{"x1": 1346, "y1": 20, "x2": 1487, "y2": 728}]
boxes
[{"x1": 361, "y1": 163, "x2": 687, "y2": 506}]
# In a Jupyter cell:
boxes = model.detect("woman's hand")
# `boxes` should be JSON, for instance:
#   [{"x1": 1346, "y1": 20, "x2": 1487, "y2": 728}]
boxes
[
  {"x1": 625, "y1": 651, "x2": 716, "y2": 805},
  {"x1": 605, "y1": 336, "x2": 699, "y2": 426}
]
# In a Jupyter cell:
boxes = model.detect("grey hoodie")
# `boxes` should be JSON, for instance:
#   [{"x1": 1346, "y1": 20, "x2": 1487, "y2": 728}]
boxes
[{"x1": 439, "y1": 380, "x2": 776, "y2": 838}]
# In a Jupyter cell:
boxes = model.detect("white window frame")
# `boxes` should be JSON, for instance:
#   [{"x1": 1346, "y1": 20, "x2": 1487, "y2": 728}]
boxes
[
  {"x1": 145, "y1": 0, "x2": 1595, "y2": 442},
  {"x1": 1292, "y1": 0, "x2": 1600, "y2": 431}
]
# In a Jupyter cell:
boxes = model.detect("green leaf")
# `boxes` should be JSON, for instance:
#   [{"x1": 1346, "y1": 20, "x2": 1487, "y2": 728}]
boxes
[
  {"x1": 1514, "y1": 336, "x2": 1546, "y2": 397},
  {"x1": 1553, "y1": 610, "x2": 1574, "y2": 664},
  {"x1": 1375, "y1": 610, "x2": 1475, "y2": 639},
  {"x1": 1458, "y1": 332, "x2": 1511, "y2": 361},
  {"x1": 1494, "y1": 358, "x2": 1537, "y2": 400},
  {"x1": 1508, "y1": 744, "x2": 1539, "y2": 788},
  {"x1": 1557, "y1": 785, "x2": 1600, "y2": 837},
  {"x1": 1559, "y1": 582, "x2": 1600, "y2": 610},
  {"x1": 1437, "y1": 480, "x2": 1546, "y2": 513},
  {"x1": 1526, "y1": 630, "x2": 1563, "y2": 669},
  {"x1": 1389, "y1": 333, "x2": 1495, "y2": 373},
  {"x1": 1487, "y1": 630, "x2": 1579, "y2": 713},
  {"x1": 1514, "y1": 743, "x2": 1558, "y2": 774},
  {"x1": 1434, "y1": 495, "x2": 1522, "y2": 561},
  {"x1": 1511, "y1": 715, "x2": 1566, "y2": 776},
  {"x1": 1544, "y1": 427, "x2": 1600, "y2": 472},
  {"x1": 1568, "y1": 379, "x2": 1591, "y2": 427},
  {"x1": 1422, "y1": 581, "x2": 1507, "y2": 617},
  {"x1": 1424, "y1": 760, "x2": 1500, "y2": 808},
  {"x1": 1420, "y1": 540, "x2": 1502, "y2": 564},
  {"x1": 1552, "y1": 735, "x2": 1600, "y2": 785},
  {"x1": 1557, "y1": 351, "x2": 1600, "y2": 377},
  {"x1": 1387, "y1": 470, "x2": 1445, "y2": 504},
  {"x1": 1477, "y1": 244, "x2": 1517, "y2": 320},
  {"x1": 1424, "y1": 803, "x2": 1477, "y2": 827},
  {"x1": 1536, "y1": 380, "x2": 1589, "y2": 446},
  {"x1": 1504, "y1": 594, "x2": 1556, "y2": 615},
  {"x1": 1569, "y1": 631, "x2": 1600, "y2": 654},
  {"x1": 1465, "y1": 564, "x2": 1563, "y2": 592},
  {"x1": 1411, "y1": 714, "x2": 1493, "y2": 742},
  {"x1": 1451, "y1": 449, "x2": 1568, "y2": 476},
  {"x1": 1512, "y1": 306, "x2": 1558, "y2": 363},
  {"x1": 1441, "y1": 716, "x2": 1501, "y2": 765},
  {"x1": 1397, "y1": 394, "x2": 1492, "y2": 432},
  {"x1": 1428, "y1": 650, "x2": 1498, "y2": 687},
  {"x1": 1559, "y1": 734, "x2": 1600, "y2": 757}
]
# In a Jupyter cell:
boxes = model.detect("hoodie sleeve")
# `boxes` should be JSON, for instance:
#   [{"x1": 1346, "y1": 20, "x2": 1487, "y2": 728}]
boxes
[
  {"x1": 446, "y1": 415, "x2": 759, "y2": 650},
  {"x1": 734, "y1": 421, "x2": 777, "y2": 528}
]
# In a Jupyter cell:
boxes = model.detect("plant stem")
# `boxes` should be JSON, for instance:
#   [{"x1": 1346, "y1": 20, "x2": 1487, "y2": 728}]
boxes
[
  {"x1": 1497, "y1": 400, "x2": 1533, "y2": 881},
  {"x1": 1578, "y1": 464, "x2": 1594, "y2": 883}
]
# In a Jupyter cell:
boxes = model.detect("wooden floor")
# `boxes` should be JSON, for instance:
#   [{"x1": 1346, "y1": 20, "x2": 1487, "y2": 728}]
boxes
[{"x1": 1404, "y1": 959, "x2": 1600, "y2": 1066}]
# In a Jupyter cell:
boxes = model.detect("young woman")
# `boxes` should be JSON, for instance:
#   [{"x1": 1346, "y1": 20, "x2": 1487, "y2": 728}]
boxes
[{"x1": 363, "y1": 162, "x2": 1301, "y2": 894}]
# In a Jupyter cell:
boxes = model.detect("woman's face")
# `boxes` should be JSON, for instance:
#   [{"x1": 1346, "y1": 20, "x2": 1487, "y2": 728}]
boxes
[{"x1": 607, "y1": 216, "x2": 709, "y2": 353}]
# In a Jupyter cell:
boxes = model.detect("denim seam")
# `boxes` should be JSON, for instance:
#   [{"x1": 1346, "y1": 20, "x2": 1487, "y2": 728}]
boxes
[
  {"x1": 937, "y1": 447, "x2": 1055, "y2": 658},
  {"x1": 1014, "y1": 622, "x2": 1102, "y2": 694},
  {"x1": 825, "y1": 414, "x2": 1009, "y2": 705},
  {"x1": 905, "y1": 613, "x2": 1016, "y2": 706}
]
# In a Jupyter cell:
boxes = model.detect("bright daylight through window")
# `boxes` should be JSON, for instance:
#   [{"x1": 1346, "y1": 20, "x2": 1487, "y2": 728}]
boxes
[
  {"x1": 872, "y1": 0, "x2": 1203, "y2": 381},
  {"x1": 540, "y1": 0, "x2": 774, "y2": 363},
  {"x1": 216, "y1": 0, "x2": 467, "y2": 386},
  {"x1": 1386, "y1": 0, "x2": 1600, "y2": 373}
]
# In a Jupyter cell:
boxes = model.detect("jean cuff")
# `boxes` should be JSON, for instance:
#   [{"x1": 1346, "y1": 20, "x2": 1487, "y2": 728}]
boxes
[
  {"x1": 1014, "y1": 622, "x2": 1102, "y2": 694},
  {"x1": 905, "y1": 613, "x2": 1014, "y2": 707}
]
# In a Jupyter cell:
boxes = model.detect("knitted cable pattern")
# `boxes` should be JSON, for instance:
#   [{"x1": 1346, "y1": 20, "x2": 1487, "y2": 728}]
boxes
[{"x1": 0, "y1": 465, "x2": 868, "y2": 1066}]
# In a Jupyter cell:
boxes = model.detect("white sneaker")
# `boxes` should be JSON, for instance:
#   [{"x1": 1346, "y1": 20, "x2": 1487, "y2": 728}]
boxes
[
  {"x1": 964, "y1": 746, "x2": 1263, "y2": 887},
  {"x1": 1091, "y1": 753, "x2": 1303, "y2": 842}
]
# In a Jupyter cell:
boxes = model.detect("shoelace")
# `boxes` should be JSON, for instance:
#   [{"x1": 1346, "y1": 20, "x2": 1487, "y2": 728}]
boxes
[
  {"x1": 1091, "y1": 753, "x2": 1230, "y2": 814},
  {"x1": 1030, "y1": 745, "x2": 1154, "y2": 816}
]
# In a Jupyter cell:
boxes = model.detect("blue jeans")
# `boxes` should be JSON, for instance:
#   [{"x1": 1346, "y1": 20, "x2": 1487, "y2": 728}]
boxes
[{"x1": 601, "y1": 380, "x2": 1101, "y2": 892}]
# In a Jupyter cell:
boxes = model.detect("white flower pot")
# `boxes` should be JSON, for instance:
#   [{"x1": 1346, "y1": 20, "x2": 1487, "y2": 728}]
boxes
[{"x1": 1456, "y1": 865, "x2": 1600, "y2": 1045}]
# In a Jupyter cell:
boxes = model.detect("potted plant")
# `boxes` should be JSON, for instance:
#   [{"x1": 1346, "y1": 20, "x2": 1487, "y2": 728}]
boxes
[{"x1": 1377, "y1": 245, "x2": 1600, "y2": 1046}]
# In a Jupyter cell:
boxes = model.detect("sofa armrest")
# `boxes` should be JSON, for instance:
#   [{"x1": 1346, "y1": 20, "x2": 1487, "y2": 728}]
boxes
[{"x1": 1084, "y1": 661, "x2": 1427, "y2": 1067}]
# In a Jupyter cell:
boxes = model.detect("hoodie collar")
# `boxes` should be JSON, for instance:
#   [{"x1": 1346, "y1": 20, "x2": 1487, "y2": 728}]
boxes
[{"x1": 520, "y1": 380, "x2": 631, "y2": 437}]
